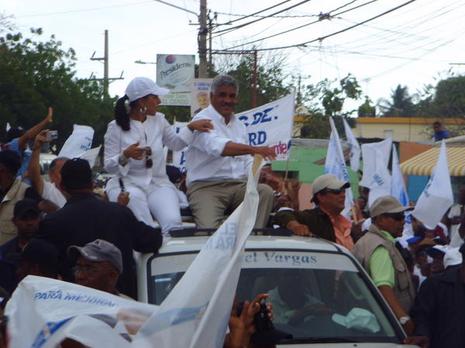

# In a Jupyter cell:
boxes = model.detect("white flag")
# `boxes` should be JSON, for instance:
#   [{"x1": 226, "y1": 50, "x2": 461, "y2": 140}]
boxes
[
  {"x1": 58, "y1": 125, "x2": 94, "y2": 158},
  {"x1": 6, "y1": 122, "x2": 11, "y2": 132},
  {"x1": 325, "y1": 117, "x2": 353, "y2": 213},
  {"x1": 412, "y1": 141, "x2": 453, "y2": 229},
  {"x1": 133, "y1": 157, "x2": 262, "y2": 348},
  {"x1": 79, "y1": 145, "x2": 101, "y2": 168},
  {"x1": 360, "y1": 138, "x2": 392, "y2": 189},
  {"x1": 391, "y1": 145, "x2": 409, "y2": 206},
  {"x1": 5, "y1": 276, "x2": 158, "y2": 348},
  {"x1": 172, "y1": 121, "x2": 189, "y2": 171},
  {"x1": 237, "y1": 94, "x2": 295, "y2": 160},
  {"x1": 360, "y1": 138, "x2": 392, "y2": 206},
  {"x1": 342, "y1": 118, "x2": 361, "y2": 172}
]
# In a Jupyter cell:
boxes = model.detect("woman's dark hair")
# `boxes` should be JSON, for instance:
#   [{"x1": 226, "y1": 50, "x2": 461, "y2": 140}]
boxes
[
  {"x1": 114, "y1": 95, "x2": 139, "y2": 131},
  {"x1": 6, "y1": 127, "x2": 25, "y2": 143}
]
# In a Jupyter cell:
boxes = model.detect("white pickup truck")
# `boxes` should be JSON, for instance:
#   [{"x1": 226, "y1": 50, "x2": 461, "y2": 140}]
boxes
[{"x1": 137, "y1": 231, "x2": 419, "y2": 348}]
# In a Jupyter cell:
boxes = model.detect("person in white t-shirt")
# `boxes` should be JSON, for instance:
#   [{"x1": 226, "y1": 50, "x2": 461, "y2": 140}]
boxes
[
  {"x1": 103, "y1": 77, "x2": 212, "y2": 235},
  {"x1": 28, "y1": 131, "x2": 68, "y2": 209},
  {"x1": 185, "y1": 74, "x2": 276, "y2": 229}
]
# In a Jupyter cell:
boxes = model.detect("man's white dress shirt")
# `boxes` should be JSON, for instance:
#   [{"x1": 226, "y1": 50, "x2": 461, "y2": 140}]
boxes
[{"x1": 186, "y1": 105, "x2": 252, "y2": 186}]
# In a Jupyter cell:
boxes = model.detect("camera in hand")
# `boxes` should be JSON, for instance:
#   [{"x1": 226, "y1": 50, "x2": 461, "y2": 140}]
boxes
[
  {"x1": 46, "y1": 130, "x2": 58, "y2": 142},
  {"x1": 144, "y1": 146, "x2": 153, "y2": 168},
  {"x1": 254, "y1": 300, "x2": 274, "y2": 333},
  {"x1": 236, "y1": 299, "x2": 292, "y2": 345}
]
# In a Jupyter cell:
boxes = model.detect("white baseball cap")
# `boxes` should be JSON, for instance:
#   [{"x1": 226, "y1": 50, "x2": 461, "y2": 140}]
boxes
[
  {"x1": 312, "y1": 174, "x2": 350, "y2": 197},
  {"x1": 125, "y1": 77, "x2": 169, "y2": 102}
]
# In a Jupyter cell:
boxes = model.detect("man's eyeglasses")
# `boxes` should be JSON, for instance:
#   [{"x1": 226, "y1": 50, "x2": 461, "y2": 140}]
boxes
[
  {"x1": 145, "y1": 147, "x2": 153, "y2": 168},
  {"x1": 322, "y1": 188, "x2": 345, "y2": 195},
  {"x1": 383, "y1": 212, "x2": 405, "y2": 221}
]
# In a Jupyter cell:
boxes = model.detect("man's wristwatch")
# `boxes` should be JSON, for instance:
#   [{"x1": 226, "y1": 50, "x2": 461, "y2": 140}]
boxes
[{"x1": 399, "y1": 316, "x2": 411, "y2": 325}]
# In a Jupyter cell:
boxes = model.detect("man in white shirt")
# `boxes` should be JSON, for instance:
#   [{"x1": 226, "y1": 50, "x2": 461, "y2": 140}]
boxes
[
  {"x1": 186, "y1": 75, "x2": 276, "y2": 229},
  {"x1": 28, "y1": 130, "x2": 67, "y2": 209}
]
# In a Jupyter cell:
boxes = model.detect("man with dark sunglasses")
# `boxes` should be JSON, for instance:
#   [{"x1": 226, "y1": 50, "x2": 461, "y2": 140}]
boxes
[
  {"x1": 353, "y1": 196, "x2": 416, "y2": 335},
  {"x1": 273, "y1": 174, "x2": 354, "y2": 250}
]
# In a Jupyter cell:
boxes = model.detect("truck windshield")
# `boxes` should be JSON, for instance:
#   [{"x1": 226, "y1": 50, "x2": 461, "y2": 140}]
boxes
[{"x1": 147, "y1": 250, "x2": 400, "y2": 343}]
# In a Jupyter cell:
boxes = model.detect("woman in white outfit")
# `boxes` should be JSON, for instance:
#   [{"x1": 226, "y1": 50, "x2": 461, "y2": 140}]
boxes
[{"x1": 104, "y1": 77, "x2": 212, "y2": 235}]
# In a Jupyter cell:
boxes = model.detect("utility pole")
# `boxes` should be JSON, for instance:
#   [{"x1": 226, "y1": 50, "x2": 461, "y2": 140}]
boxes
[
  {"x1": 198, "y1": 0, "x2": 208, "y2": 78},
  {"x1": 207, "y1": 10, "x2": 214, "y2": 75},
  {"x1": 251, "y1": 50, "x2": 258, "y2": 108},
  {"x1": 90, "y1": 30, "x2": 123, "y2": 98}
]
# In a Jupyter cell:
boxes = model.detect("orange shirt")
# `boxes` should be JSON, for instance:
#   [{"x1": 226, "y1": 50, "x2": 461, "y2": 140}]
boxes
[{"x1": 321, "y1": 208, "x2": 354, "y2": 250}]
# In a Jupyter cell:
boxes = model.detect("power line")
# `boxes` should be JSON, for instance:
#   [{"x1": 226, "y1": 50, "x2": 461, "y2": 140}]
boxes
[
  {"x1": 212, "y1": 0, "x2": 313, "y2": 37},
  {"x1": 365, "y1": 34, "x2": 464, "y2": 80},
  {"x1": 214, "y1": 10, "x2": 318, "y2": 19},
  {"x1": 15, "y1": 0, "x2": 155, "y2": 18},
  {"x1": 216, "y1": 0, "x2": 416, "y2": 53},
  {"x1": 152, "y1": 0, "x2": 197, "y2": 16},
  {"x1": 214, "y1": 0, "x2": 357, "y2": 19},
  {"x1": 333, "y1": 1, "x2": 465, "y2": 54},
  {"x1": 329, "y1": 0, "x2": 359, "y2": 14},
  {"x1": 221, "y1": 0, "x2": 378, "y2": 51},
  {"x1": 216, "y1": 0, "x2": 291, "y2": 25}
]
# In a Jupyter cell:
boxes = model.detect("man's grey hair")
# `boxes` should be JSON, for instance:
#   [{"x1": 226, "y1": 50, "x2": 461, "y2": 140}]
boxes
[{"x1": 210, "y1": 74, "x2": 239, "y2": 94}]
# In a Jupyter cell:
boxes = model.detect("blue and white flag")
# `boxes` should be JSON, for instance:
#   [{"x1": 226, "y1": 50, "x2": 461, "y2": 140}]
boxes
[
  {"x1": 342, "y1": 118, "x2": 361, "y2": 172},
  {"x1": 172, "y1": 121, "x2": 189, "y2": 171},
  {"x1": 133, "y1": 157, "x2": 262, "y2": 348},
  {"x1": 391, "y1": 145, "x2": 409, "y2": 206},
  {"x1": 237, "y1": 94, "x2": 295, "y2": 160},
  {"x1": 5, "y1": 276, "x2": 158, "y2": 348},
  {"x1": 413, "y1": 141, "x2": 453, "y2": 229},
  {"x1": 325, "y1": 117, "x2": 353, "y2": 213},
  {"x1": 58, "y1": 124, "x2": 94, "y2": 158}
]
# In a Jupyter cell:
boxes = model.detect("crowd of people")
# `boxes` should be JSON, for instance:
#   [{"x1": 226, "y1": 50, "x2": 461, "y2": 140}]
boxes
[
  {"x1": 274, "y1": 174, "x2": 465, "y2": 348},
  {"x1": 0, "y1": 73, "x2": 463, "y2": 348},
  {"x1": 0, "y1": 74, "x2": 279, "y2": 347}
]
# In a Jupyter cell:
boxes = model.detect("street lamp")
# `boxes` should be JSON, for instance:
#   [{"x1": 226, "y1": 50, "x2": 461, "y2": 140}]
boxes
[{"x1": 134, "y1": 60, "x2": 157, "y2": 65}]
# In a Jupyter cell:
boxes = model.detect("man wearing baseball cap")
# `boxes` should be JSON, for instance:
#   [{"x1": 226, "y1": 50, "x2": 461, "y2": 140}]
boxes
[
  {"x1": 68, "y1": 239, "x2": 125, "y2": 297},
  {"x1": 352, "y1": 195, "x2": 415, "y2": 335},
  {"x1": 273, "y1": 174, "x2": 354, "y2": 250}
]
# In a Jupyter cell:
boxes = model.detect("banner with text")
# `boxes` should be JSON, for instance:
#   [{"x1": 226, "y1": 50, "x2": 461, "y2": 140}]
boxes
[
  {"x1": 170, "y1": 95, "x2": 295, "y2": 169},
  {"x1": 237, "y1": 94, "x2": 295, "y2": 160},
  {"x1": 5, "y1": 276, "x2": 159, "y2": 348}
]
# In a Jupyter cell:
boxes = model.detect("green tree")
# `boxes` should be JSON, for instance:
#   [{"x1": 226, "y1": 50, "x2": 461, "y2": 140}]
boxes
[
  {"x1": 430, "y1": 75, "x2": 465, "y2": 117},
  {"x1": 379, "y1": 85, "x2": 416, "y2": 116},
  {"x1": 0, "y1": 27, "x2": 114, "y2": 147},
  {"x1": 297, "y1": 74, "x2": 362, "y2": 138},
  {"x1": 318, "y1": 74, "x2": 362, "y2": 116},
  {"x1": 358, "y1": 96, "x2": 376, "y2": 117}
]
